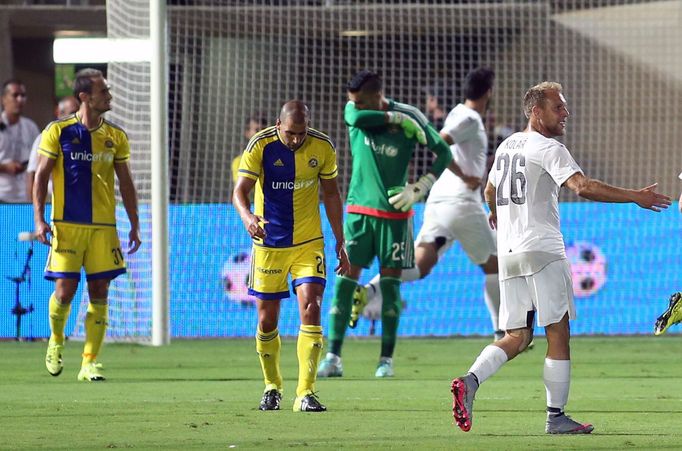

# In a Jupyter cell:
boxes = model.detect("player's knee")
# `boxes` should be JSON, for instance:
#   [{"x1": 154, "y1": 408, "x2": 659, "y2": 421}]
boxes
[
  {"x1": 258, "y1": 315, "x2": 277, "y2": 333},
  {"x1": 55, "y1": 286, "x2": 77, "y2": 303},
  {"x1": 87, "y1": 280, "x2": 110, "y2": 299},
  {"x1": 304, "y1": 296, "x2": 322, "y2": 314},
  {"x1": 507, "y1": 327, "x2": 533, "y2": 353},
  {"x1": 416, "y1": 263, "x2": 431, "y2": 279}
]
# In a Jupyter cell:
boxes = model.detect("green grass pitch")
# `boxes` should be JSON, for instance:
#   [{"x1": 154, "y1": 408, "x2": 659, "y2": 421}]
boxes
[{"x1": 1, "y1": 336, "x2": 681, "y2": 449}]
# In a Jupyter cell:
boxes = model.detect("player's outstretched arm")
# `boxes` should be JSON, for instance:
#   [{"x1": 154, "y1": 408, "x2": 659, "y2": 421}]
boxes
[
  {"x1": 564, "y1": 172, "x2": 672, "y2": 212},
  {"x1": 115, "y1": 161, "x2": 142, "y2": 254}
]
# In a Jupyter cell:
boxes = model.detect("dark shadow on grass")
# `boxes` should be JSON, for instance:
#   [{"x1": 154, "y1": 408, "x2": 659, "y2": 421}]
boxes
[
  {"x1": 112, "y1": 377, "x2": 260, "y2": 382},
  {"x1": 478, "y1": 432, "x2": 676, "y2": 437}
]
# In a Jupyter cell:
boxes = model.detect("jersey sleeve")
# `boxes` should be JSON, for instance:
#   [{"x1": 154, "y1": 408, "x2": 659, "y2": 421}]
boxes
[
  {"x1": 344, "y1": 101, "x2": 387, "y2": 128},
  {"x1": 541, "y1": 142, "x2": 583, "y2": 186},
  {"x1": 238, "y1": 141, "x2": 263, "y2": 181},
  {"x1": 319, "y1": 142, "x2": 338, "y2": 180},
  {"x1": 37, "y1": 123, "x2": 61, "y2": 160},
  {"x1": 441, "y1": 115, "x2": 477, "y2": 144},
  {"x1": 114, "y1": 130, "x2": 131, "y2": 163}
]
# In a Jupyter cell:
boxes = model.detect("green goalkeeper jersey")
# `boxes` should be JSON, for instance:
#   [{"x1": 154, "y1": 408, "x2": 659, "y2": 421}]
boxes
[{"x1": 344, "y1": 99, "x2": 452, "y2": 218}]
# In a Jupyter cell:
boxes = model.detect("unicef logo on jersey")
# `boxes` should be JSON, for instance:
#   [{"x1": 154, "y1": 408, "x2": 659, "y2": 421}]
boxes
[
  {"x1": 271, "y1": 179, "x2": 316, "y2": 190},
  {"x1": 365, "y1": 137, "x2": 398, "y2": 157},
  {"x1": 69, "y1": 151, "x2": 114, "y2": 162}
]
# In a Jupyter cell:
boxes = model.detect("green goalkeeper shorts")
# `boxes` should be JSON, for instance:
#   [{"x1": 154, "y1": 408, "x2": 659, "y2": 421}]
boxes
[{"x1": 344, "y1": 212, "x2": 414, "y2": 269}]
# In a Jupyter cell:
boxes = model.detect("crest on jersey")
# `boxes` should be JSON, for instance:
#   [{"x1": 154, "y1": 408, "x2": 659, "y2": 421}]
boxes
[
  {"x1": 105, "y1": 140, "x2": 114, "y2": 148},
  {"x1": 308, "y1": 158, "x2": 318, "y2": 168}
]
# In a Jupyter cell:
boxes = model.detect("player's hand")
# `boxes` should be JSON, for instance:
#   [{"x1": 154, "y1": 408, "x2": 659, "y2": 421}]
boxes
[
  {"x1": 461, "y1": 174, "x2": 482, "y2": 190},
  {"x1": 388, "y1": 173, "x2": 436, "y2": 212},
  {"x1": 334, "y1": 241, "x2": 350, "y2": 275},
  {"x1": 488, "y1": 212, "x2": 497, "y2": 230},
  {"x1": 386, "y1": 111, "x2": 427, "y2": 145},
  {"x1": 634, "y1": 183, "x2": 671, "y2": 212},
  {"x1": 245, "y1": 214, "x2": 268, "y2": 239},
  {"x1": 34, "y1": 220, "x2": 51, "y2": 246},
  {"x1": 128, "y1": 227, "x2": 142, "y2": 254}
]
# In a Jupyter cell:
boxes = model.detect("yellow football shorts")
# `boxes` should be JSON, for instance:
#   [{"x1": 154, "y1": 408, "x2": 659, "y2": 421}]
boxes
[
  {"x1": 248, "y1": 239, "x2": 326, "y2": 300},
  {"x1": 44, "y1": 222, "x2": 127, "y2": 281}
]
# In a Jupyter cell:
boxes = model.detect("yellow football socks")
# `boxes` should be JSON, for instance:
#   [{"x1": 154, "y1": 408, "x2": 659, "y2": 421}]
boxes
[
  {"x1": 48, "y1": 293, "x2": 71, "y2": 345},
  {"x1": 296, "y1": 324, "x2": 324, "y2": 397},
  {"x1": 82, "y1": 300, "x2": 108, "y2": 366},
  {"x1": 256, "y1": 327, "x2": 282, "y2": 391}
]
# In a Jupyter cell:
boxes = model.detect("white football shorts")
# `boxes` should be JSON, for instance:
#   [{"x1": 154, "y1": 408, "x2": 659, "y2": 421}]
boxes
[
  {"x1": 499, "y1": 258, "x2": 575, "y2": 329},
  {"x1": 416, "y1": 200, "x2": 496, "y2": 265}
]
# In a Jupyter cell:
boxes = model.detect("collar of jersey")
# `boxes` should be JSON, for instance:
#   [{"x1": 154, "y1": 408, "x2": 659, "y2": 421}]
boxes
[{"x1": 75, "y1": 112, "x2": 104, "y2": 133}]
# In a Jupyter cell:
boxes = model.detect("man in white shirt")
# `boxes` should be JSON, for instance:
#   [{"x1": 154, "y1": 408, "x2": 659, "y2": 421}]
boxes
[
  {"x1": 0, "y1": 79, "x2": 40, "y2": 203},
  {"x1": 450, "y1": 81, "x2": 671, "y2": 434},
  {"x1": 25, "y1": 96, "x2": 79, "y2": 202},
  {"x1": 351, "y1": 68, "x2": 503, "y2": 339}
]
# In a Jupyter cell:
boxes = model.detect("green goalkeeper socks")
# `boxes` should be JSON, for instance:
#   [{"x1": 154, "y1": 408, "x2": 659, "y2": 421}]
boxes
[
  {"x1": 379, "y1": 276, "x2": 402, "y2": 358},
  {"x1": 327, "y1": 275, "x2": 357, "y2": 356}
]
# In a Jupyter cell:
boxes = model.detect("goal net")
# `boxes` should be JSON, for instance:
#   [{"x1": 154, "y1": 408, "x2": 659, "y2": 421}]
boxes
[
  {"x1": 72, "y1": 0, "x2": 153, "y2": 342},
  {"x1": 79, "y1": 0, "x2": 682, "y2": 341}
]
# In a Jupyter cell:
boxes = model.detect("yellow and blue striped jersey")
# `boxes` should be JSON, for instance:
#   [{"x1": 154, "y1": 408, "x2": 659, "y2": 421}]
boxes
[
  {"x1": 238, "y1": 126, "x2": 338, "y2": 248},
  {"x1": 38, "y1": 114, "x2": 130, "y2": 227}
]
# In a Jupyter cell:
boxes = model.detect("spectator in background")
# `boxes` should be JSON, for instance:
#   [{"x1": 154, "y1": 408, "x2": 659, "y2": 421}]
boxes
[
  {"x1": 0, "y1": 79, "x2": 40, "y2": 202},
  {"x1": 26, "y1": 96, "x2": 79, "y2": 202},
  {"x1": 230, "y1": 113, "x2": 267, "y2": 201}
]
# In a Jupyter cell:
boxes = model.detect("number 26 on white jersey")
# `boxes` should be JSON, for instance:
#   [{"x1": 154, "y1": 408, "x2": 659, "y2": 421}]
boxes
[{"x1": 496, "y1": 152, "x2": 527, "y2": 206}]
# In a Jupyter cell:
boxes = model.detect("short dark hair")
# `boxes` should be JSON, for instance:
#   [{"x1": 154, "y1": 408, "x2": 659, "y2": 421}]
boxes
[
  {"x1": 2, "y1": 78, "x2": 24, "y2": 96},
  {"x1": 347, "y1": 70, "x2": 382, "y2": 93},
  {"x1": 463, "y1": 67, "x2": 495, "y2": 101},
  {"x1": 73, "y1": 68, "x2": 104, "y2": 99}
]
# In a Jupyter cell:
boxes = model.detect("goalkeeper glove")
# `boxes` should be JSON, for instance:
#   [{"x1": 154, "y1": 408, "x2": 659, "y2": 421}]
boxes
[
  {"x1": 386, "y1": 111, "x2": 427, "y2": 145},
  {"x1": 388, "y1": 173, "x2": 437, "y2": 212}
]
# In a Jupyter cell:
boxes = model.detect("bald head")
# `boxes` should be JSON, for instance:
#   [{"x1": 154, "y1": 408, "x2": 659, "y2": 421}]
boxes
[
  {"x1": 276, "y1": 100, "x2": 311, "y2": 150},
  {"x1": 279, "y1": 100, "x2": 310, "y2": 125}
]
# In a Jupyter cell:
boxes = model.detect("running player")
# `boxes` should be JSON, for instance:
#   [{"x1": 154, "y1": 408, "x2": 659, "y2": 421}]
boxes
[{"x1": 451, "y1": 81, "x2": 670, "y2": 434}]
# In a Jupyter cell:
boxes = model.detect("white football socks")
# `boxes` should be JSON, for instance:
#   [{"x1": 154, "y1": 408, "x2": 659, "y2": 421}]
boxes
[
  {"x1": 544, "y1": 358, "x2": 570, "y2": 410},
  {"x1": 468, "y1": 345, "x2": 508, "y2": 384}
]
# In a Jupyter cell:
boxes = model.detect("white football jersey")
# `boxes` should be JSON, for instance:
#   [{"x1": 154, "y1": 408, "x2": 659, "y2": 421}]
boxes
[
  {"x1": 427, "y1": 104, "x2": 487, "y2": 204},
  {"x1": 489, "y1": 131, "x2": 582, "y2": 280}
]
